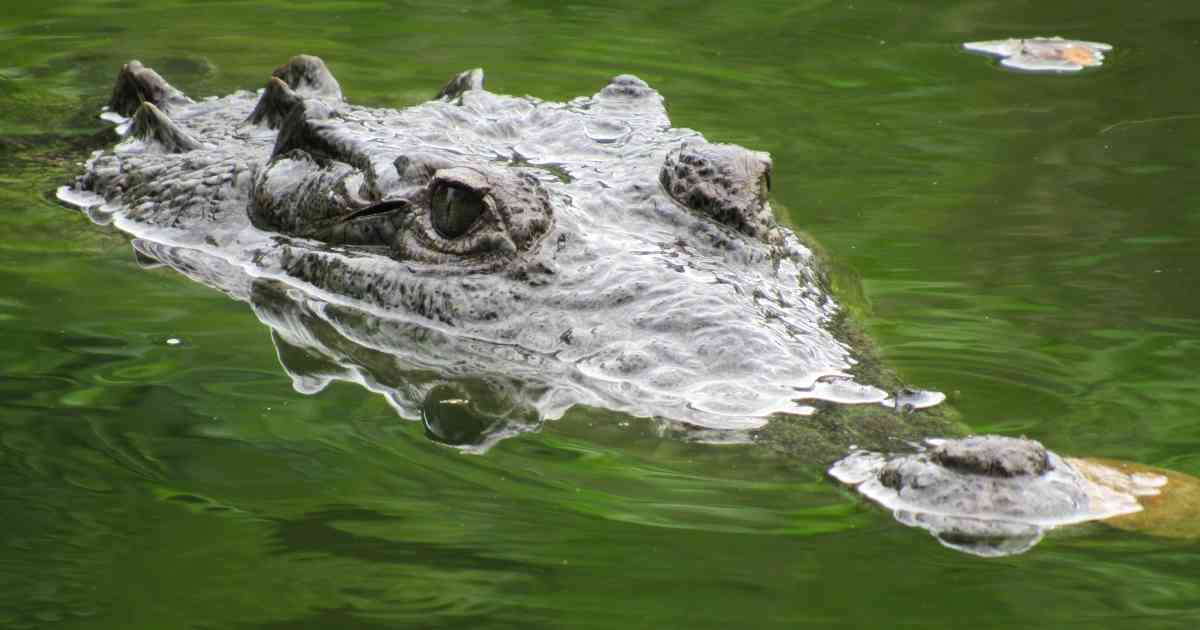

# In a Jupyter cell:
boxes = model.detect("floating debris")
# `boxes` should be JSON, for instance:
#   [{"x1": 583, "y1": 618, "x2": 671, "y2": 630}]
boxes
[{"x1": 963, "y1": 37, "x2": 1113, "y2": 73}]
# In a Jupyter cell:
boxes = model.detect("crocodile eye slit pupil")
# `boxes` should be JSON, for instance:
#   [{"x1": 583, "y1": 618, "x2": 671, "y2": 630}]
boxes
[{"x1": 431, "y1": 184, "x2": 484, "y2": 239}]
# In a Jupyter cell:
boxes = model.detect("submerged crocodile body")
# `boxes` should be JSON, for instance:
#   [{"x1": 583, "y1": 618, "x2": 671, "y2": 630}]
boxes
[{"x1": 58, "y1": 55, "x2": 1171, "y2": 556}]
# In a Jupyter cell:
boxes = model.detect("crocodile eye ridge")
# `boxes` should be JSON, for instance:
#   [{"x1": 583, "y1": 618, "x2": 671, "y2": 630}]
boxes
[{"x1": 660, "y1": 141, "x2": 778, "y2": 242}]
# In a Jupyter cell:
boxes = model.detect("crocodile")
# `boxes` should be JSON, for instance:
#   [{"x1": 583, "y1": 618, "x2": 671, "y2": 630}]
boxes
[{"x1": 57, "y1": 55, "x2": 1181, "y2": 556}]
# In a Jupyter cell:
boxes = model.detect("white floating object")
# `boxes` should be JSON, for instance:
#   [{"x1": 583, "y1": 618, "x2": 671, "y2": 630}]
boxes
[
  {"x1": 963, "y1": 37, "x2": 1113, "y2": 73},
  {"x1": 166, "y1": 338, "x2": 182, "y2": 346}
]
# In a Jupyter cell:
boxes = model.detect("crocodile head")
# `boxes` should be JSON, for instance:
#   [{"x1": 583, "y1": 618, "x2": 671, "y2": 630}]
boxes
[{"x1": 60, "y1": 55, "x2": 943, "y2": 450}]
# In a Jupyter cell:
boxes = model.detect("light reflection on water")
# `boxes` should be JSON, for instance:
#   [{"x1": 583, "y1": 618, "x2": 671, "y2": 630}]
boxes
[{"x1": 2, "y1": 0, "x2": 1200, "y2": 628}]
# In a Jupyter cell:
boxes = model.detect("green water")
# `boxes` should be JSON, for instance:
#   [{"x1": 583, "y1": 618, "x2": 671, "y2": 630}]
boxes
[{"x1": 3, "y1": 1, "x2": 1200, "y2": 627}]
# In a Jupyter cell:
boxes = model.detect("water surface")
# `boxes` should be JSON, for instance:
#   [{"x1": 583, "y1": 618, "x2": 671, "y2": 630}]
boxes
[{"x1": 2, "y1": 1, "x2": 1199, "y2": 628}]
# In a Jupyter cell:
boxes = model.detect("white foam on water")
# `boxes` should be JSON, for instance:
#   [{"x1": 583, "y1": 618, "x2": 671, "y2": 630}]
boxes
[
  {"x1": 99, "y1": 110, "x2": 132, "y2": 135},
  {"x1": 796, "y1": 377, "x2": 889, "y2": 405},
  {"x1": 880, "y1": 389, "x2": 946, "y2": 410},
  {"x1": 55, "y1": 186, "x2": 104, "y2": 210},
  {"x1": 99, "y1": 110, "x2": 127, "y2": 125},
  {"x1": 827, "y1": 449, "x2": 886, "y2": 485}
]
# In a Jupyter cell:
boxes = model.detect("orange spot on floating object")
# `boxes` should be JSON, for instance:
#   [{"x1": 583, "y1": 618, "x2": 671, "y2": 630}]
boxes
[
  {"x1": 963, "y1": 37, "x2": 1113, "y2": 73},
  {"x1": 1059, "y1": 46, "x2": 1102, "y2": 67}
]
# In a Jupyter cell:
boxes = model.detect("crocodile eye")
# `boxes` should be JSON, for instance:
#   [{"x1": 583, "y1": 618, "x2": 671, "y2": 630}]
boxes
[{"x1": 431, "y1": 183, "x2": 484, "y2": 239}]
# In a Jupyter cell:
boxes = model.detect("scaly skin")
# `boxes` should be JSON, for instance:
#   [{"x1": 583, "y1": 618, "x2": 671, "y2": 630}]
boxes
[
  {"x1": 66, "y1": 54, "x2": 953, "y2": 449},
  {"x1": 63, "y1": 54, "x2": 1187, "y2": 558}
]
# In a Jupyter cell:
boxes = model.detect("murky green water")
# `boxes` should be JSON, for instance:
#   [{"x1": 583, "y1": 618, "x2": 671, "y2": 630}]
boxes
[{"x1": 3, "y1": 1, "x2": 1200, "y2": 628}]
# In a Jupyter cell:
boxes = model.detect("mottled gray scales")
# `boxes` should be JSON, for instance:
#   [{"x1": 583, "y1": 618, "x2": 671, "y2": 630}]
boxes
[
  {"x1": 129, "y1": 102, "x2": 201, "y2": 152},
  {"x1": 661, "y1": 142, "x2": 779, "y2": 242},
  {"x1": 107, "y1": 59, "x2": 193, "y2": 117},
  {"x1": 61, "y1": 54, "x2": 942, "y2": 445}
]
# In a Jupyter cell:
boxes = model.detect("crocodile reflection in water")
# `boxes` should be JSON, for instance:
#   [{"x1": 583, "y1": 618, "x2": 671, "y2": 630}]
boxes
[
  {"x1": 57, "y1": 55, "x2": 1182, "y2": 556},
  {"x1": 129, "y1": 237, "x2": 788, "y2": 452},
  {"x1": 131, "y1": 237, "x2": 546, "y2": 452}
]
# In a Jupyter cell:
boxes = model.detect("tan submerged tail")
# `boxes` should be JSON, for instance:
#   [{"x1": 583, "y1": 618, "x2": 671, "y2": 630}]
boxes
[{"x1": 1073, "y1": 458, "x2": 1200, "y2": 541}]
